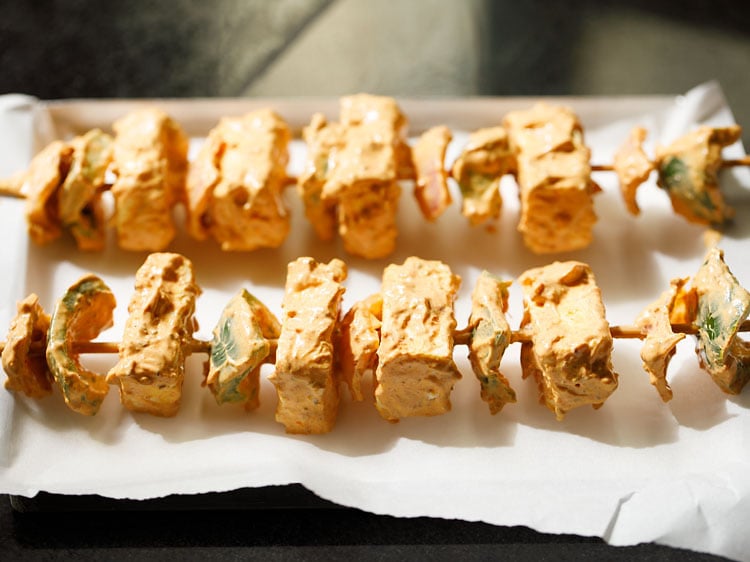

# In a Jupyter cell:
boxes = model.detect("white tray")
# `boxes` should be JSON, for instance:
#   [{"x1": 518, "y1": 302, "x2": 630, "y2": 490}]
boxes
[{"x1": 1, "y1": 82, "x2": 749, "y2": 561}]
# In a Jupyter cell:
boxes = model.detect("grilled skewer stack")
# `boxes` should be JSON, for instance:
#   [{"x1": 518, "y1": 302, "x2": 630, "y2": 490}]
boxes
[
  {"x1": 1, "y1": 95, "x2": 747, "y2": 258},
  {"x1": 2, "y1": 248, "x2": 748, "y2": 433}
]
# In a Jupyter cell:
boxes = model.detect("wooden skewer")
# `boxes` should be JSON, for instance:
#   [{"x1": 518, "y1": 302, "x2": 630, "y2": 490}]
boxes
[
  {"x1": 590, "y1": 164, "x2": 615, "y2": 172},
  {"x1": 5, "y1": 321, "x2": 747, "y2": 358},
  {"x1": 721, "y1": 155, "x2": 750, "y2": 168},
  {"x1": 0, "y1": 185, "x2": 24, "y2": 199},
  {"x1": 0, "y1": 172, "x2": 25, "y2": 199},
  {"x1": 2, "y1": 152, "x2": 746, "y2": 201},
  {"x1": 592, "y1": 155, "x2": 750, "y2": 174}
]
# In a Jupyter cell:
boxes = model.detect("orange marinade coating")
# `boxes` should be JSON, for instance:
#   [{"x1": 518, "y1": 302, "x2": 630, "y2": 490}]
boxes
[
  {"x1": 338, "y1": 293, "x2": 382, "y2": 402},
  {"x1": 299, "y1": 94, "x2": 413, "y2": 259},
  {"x1": 374, "y1": 257, "x2": 462, "y2": 422},
  {"x1": 2, "y1": 294, "x2": 52, "y2": 398},
  {"x1": 504, "y1": 103, "x2": 600, "y2": 254},
  {"x1": 413, "y1": 125, "x2": 453, "y2": 221},
  {"x1": 269, "y1": 257, "x2": 347, "y2": 434},
  {"x1": 110, "y1": 108, "x2": 189, "y2": 251},
  {"x1": 187, "y1": 109, "x2": 292, "y2": 251},
  {"x1": 636, "y1": 278, "x2": 691, "y2": 402},
  {"x1": 655, "y1": 125, "x2": 741, "y2": 226},
  {"x1": 614, "y1": 126, "x2": 654, "y2": 215},
  {"x1": 450, "y1": 126, "x2": 513, "y2": 226},
  {"x1": 107, "y1": 253, "x2": 200, "y2": 417},
  {"x1": 519, "y1": 261, "x2": 618, "y2": 419}
]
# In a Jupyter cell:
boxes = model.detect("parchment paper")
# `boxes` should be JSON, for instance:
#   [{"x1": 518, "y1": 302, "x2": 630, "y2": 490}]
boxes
[{"x1": 1, "y1": 82, "x2": 749, "y2": 561}]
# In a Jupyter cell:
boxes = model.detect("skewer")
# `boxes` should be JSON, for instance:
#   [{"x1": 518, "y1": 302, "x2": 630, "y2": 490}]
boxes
[
  {"x1": 2, "y1": 250, "x2": 748, "y2": 430},
  {"x1": 0, "y1": 186, "x2": 24, "y2": 199},
  {"x1": 721, "y1": 155, "x2": 750, "y2": 168},
  {"x1": 591, "y1": 156, "x2": 750, "y2": 173},
  {"x1": 2, "y1": 99, "x2": 748, "y2": 258},
  {"x1": 4, "y1": 320, "x2": 748, "y2": 357},
  {"x1": 4, "y1": 158, "x2": 745, "y2": 193}
]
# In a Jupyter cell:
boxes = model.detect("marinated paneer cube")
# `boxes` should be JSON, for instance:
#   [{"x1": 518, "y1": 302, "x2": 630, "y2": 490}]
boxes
[
  {"x1": 334, "y1": 179, "x2": 401, "y2": 259},
  {"x1": 656, "y1": 125, "x2": 740, "y2": 226},
  {"x1": 269, "y1": 258, "x2": 347, "y2": 434},
  {"x1": 374, "y1": 257, "x2": 462, "y2": 422},
  {"x1": 413, "y1": 125, "x2": 453, "y2": 221},
  {"x1": 107, "y1": 253, "x2": 200, "y2": 417},
  {"x1": 614, "y1": 127, "x2": 654, "y2": 216},
  {"x1": 187, "y1": 109, "x2": 292, "y2": 251},
  {"x1": 297, "y1": 113, "x2": 344, "y2": 242},
  {"x1": 339, "y1": 93, "x2": 414, "y2": 180},
  {"x1": 338, "y1": 294, "x2": 382, "y2": 401},
  {"x1": 298, "y1": 95, "x2": 412, "y2": 259},
  {"x1": 207, "y1": 289, "x2": 281, "y2": 409},
  {"x1": 692, "y1": 247, "x2": 750, "y2": 394},
  {"x1": 504, "y1": 104, "x2": 600, "y2": 254},
  {"x1": 322, "y1": 120, "x2": 401, "y2": 259},
  {"x1": 450, "y1": 126, "x2": 513, "y2": 226},
  {"x1": 110, "y1": 108, "x2": 188, "y2": 251},
  {"x1": 636, "y1": 278, "x2": 692, "y2": 402},
  {"x1": 468, "y1": 272, "x2": 516, "y2": 414},
  {"x1": 518, "y1": 261, "x2": 617, "y2": 420},
  {"x1": 504, "y1": 103, "x2": 582, "y2": 157},
  {"x1": 2, "y1": 294, "x2": 52, "y2": 398},
  {"x1": 47, "y1": 275, "x2": 115, "y2": 415}
]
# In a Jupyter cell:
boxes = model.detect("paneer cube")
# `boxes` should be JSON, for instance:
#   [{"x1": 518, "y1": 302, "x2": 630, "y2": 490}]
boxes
[
  {"x1": 297, "y1": 95, "x2": 412, "y2": 259},
  {"x1": 187, "y1": 109, "x2": 291, "y2": 250},
  {"x1": 374, "y1": 257, "x2": 461, "y2": 421},
  {"x1": 110, "y1": 108, "x2": 188, "y2": 251},
  {"x1": 269, "y1": 258, "x2": 347, "y2": 434},
  {"x1": 107, "y1": 253, "x2": 200, "y2": 417},
  {"x1": 504, "y1": 104, "x2": 599, "y2": 254},
  {"x1": 518, "y1": 261, "x2": 617, "y2": 419}
]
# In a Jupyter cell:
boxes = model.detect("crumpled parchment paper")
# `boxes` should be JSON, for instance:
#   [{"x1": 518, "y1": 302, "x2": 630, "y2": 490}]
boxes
[{"x1": 0, "y1": 82, "x2": 749, "y2": 561}]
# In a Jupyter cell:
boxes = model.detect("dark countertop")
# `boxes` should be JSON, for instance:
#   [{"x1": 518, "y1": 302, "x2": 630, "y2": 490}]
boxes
[{"x1": 0, "y1": 488, "x2": 731, "y2": 561}]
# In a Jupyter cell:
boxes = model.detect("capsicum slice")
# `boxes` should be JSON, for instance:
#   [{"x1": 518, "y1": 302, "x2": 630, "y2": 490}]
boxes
[
  {"x1": 46, "y1": 275, "x2": 115, "y2": 415},
  {"x1": 206, "y1": 289, "x2": 281, "y2": 409}
]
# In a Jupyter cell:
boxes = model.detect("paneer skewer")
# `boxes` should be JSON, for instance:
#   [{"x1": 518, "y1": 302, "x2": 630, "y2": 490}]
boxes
[
  {"x1": 2, "y1": 249, "x2": 750, "y2": 431},
  {"x1": 3, "y1": 100, "x2": 748, "y2": 258}
]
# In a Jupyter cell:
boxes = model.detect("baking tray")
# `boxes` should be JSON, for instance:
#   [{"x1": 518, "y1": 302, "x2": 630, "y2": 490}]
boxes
[{"x1": 1, "y1": 84, "x2": 749, "y2": 560}]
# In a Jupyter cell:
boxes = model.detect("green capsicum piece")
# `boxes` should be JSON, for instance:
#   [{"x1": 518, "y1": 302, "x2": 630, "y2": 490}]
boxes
[
  {"x1": 206, "y1": 289, "x2": 281, "y2": 408},
  {"x1": 693, "y1": 247, "x2": 750, "y2": 394},
  {"x1": 46, "y1": 275, "x2": 115, "y2": 415}
]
